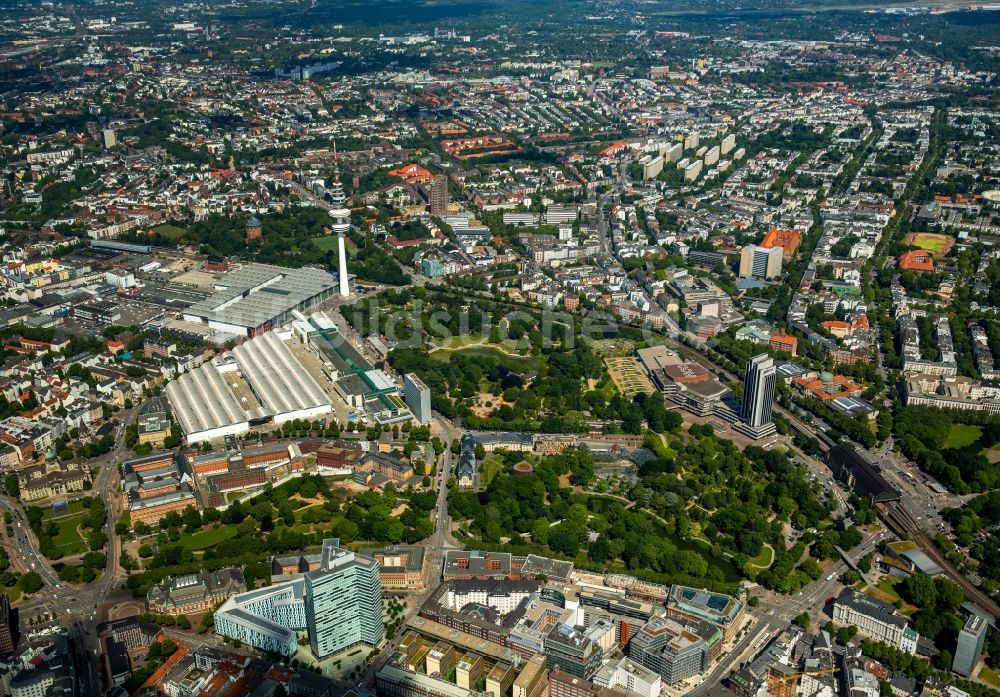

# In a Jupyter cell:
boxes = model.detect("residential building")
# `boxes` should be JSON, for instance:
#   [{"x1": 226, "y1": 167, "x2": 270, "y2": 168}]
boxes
[
  {"x1": 593, "y1": 656, "x2": 661, "y2": 697},
  {"x1": 361, "y1": 546, "x2": 426, "y2": 589},
  {"x1": 739, "y1": 245, "x2": 783, "y2": 280},
  {"x1": 431, "y1": 174, "x2": 450, "y2": 215}
]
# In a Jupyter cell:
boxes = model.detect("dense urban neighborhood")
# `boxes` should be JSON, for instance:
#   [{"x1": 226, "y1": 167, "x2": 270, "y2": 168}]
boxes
[{"x1": 0, "y1": 0, "x2": 998, "y2": 696}]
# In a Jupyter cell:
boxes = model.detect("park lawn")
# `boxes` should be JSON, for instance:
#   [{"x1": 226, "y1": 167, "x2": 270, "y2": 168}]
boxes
[
  {"x1": 980, "y1": 665, "x2": 1000, "y2": 688},
  {"x1": 50, "y1": 514, "x2": 87, "y2": 556},
  {"x1": 874, "y1": 577, "x2": 901, "y2": 603},
  {"x1": 430, "y1": 344, "x2": 541, "y2": 372},
  {"x1": 481, "y1": 457, "x2": 504, "y2": 487},
  {"x1": 151, "y1": 223, "x2": 186, "y2": 240},
  {"x1": 944, "y1": 424, "x2": 982, "y2": 449},
  {"x1": 4, "y1": 585, "x2": 20, "y2": 603},
  {"x1": 871, "y1": 578, "x2": 919, "y2": 616},
  {"x1": 310, "y1": 235, "x2": 340, "y2": 252},
  {"x1": 442, "y1": 335, "x2": 486, "y2": 349},
  {"x1": 179, "y1": 525, "x2": 238, "y2": 551},
  {"x1": 747, "y1": 545, "x2": 774, "y2": 569}
]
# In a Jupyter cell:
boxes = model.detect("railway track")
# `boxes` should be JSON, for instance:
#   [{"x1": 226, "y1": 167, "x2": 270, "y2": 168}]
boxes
[{"x1": 878, "y1": 500, "x2": 1000, "y2": 618}]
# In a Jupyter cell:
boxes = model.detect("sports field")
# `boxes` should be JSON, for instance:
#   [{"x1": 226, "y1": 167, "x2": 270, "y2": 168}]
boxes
[{"x1": 905, "y1": 232, "x2": 953, "y2": 255}]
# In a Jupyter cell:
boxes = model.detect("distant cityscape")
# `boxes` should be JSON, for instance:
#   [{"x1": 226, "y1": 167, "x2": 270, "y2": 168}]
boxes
[{"x1": 0, "y1": 0, "x2": 997, "y2": 697}]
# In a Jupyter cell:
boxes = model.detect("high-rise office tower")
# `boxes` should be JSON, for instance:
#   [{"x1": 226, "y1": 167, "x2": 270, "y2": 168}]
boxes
[
  {"x1": 328, "y1": 148, "x2": 351, "y2": 298},
  {"x1": 0, "y1": 593, "x2": 14, "y2": 655},
  {"x1": 403, "y1": 373, "x2": 432, "y2": 425},
  {"x1": 953, "y1": 614, "x2": 988, "y2": 677},
  {"x1": 430, "y1": 173, "x2": 449, "y2": 215},
  {"x1": 737, "y1": 354, "x2": 776, "y2": 439},
  {"x1": 305, "y1": 538, "x2": 384, "y2": 658},
  {"x1": 738, "y1": 245, "x2": 783, "y2": 280}
]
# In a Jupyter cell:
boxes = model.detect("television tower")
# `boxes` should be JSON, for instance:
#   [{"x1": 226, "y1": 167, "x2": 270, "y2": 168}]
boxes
[{"x1": 329, "y1": 143, "x2": 351, "y2": 298}]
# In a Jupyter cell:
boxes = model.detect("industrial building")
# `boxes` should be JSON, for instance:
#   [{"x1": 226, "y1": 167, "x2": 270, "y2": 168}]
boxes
[
  {"x1": 182, "y1": 263, "x2": 339, "y2": 338},
  {"x1": 165, "y1": 330, "x2": 331, "y2": 444}
]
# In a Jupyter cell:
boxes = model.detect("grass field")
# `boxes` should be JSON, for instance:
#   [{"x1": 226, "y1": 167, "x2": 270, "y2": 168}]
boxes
[
  {"x1": 179, "y1": 525, "x2": 238, "y2": 551},
  {"x1": 747, "y1": 544, "x2": 774, "y2": 569},
  {"x1": 481, "y1": 457, "x2": 504, "y2": 487},
  {"x1": 151, "y1": 223, "x2": 186, "y2": 240},
  {"x1": 50, "y1": 514, "x2": 87, "y2": 556},
  {"x1": 905, "y1": 232, "x2": 953, "y2": 255},
  {"x1": 430, "y1": 344, "x2": 540, "y2": 371},
  {"x1": 981, "y1": 665, "x2": 1000, "y2": 688},
  {"x1": 310, "y1": 235, "x2": 340, "y2": 252},
  {"x1": 3, "y1": 585, "x2": 20, "y2": 604},
  {"x1": 944, "y1": 423, "x2": 982, "y2": 449},
  {"x1": 874, "y1": 577, "x2": 901, "y2": 603},
  {"x1": 869, "y1": 578, "x2": 919, "y2": 616}
]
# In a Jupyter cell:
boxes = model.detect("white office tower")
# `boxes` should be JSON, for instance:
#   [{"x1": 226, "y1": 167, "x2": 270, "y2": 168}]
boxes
[
  {"x1": 736, "y1": 354, "x2": 777, "y2": 439},
  {"x1": 329, "y1": 148, "x2": 351, "y2": 298}
]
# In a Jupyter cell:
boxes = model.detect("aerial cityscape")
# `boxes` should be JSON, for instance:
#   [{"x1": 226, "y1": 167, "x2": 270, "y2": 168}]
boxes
[{"x1": 0, "y1": 0, "x2": 998, "y2": 696}]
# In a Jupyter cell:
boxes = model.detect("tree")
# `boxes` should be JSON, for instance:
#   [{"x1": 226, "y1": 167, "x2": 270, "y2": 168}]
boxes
[
  {"x1": 836, "y1": 625, "x2": 858, "y2": 645},
  {"x1": 794, "y1": 612, "x2": 812, "y2": 630},
  {"x1": 903, "y1": 573, "x2": 937, "y2": 609},
  {"x1": 3, "y1": 476, "x2": 18, "y2": 498},
  {"x1": 17, "y1": 572, "x2": 43, "y2": 594},
  {"x1": 934, "y1": 578, "x2": 964, "y2": 612}
]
